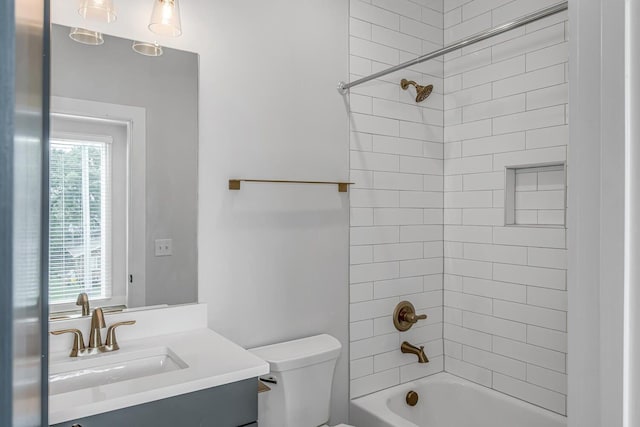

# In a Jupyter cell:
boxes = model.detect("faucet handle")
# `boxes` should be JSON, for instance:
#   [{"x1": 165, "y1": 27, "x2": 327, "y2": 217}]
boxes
[
  {"x1": 104, "y1": 320, "x2": 136, "y2": 351},
  {"x1": 50, "y1": 328, "x2": 86, "y2": 357},
  {"x1": 76, "y1": 292, "x2": 89, "y2": 316}
]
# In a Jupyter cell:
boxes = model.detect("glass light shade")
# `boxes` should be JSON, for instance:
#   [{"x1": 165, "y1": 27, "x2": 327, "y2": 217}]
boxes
[
  {"x1": 148, "y1": 0, "x2": 182, "y2": 37},
  {"x1": 69, "y1": 27, "x2": 104, "y2": 45},
  {"x1": 78, "y1": 0, "x2": 117, "y2": 23},
  {"x1": 132, "y1": 41, "x2": 163, "y2": 57}
]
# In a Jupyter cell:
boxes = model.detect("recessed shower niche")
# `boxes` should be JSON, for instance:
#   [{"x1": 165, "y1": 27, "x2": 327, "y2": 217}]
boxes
[{"x1": 505, "y1": 163, "x2": 567, "y2": 227}]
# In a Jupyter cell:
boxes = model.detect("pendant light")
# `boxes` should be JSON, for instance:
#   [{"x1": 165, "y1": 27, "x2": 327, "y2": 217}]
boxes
[
  {"x1": 69, "y1": 27, "x2": 104, "y2": 45},
  {"x1": 132, "y1": 41, "x2": 163, "y2": 57},
  {"x1": 78, "y1": 0, "x2": 117, "y2": 23},
  {"x1": 148, "y1": 0, "x2": 182, "y2": 37}
]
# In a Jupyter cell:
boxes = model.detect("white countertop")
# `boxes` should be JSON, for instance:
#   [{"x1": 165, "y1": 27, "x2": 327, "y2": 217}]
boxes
[{"x1": 49, "y1": 327, "x2": 269, "y2": 424}]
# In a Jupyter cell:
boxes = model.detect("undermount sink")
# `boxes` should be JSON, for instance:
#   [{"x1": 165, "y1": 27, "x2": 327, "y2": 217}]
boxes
[{"x1": 49, "y1": 346, "x2": 188, "y2": 395}]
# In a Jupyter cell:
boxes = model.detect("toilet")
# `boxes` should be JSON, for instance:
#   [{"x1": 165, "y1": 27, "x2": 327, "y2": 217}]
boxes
[{"x1": 249, "y1": 334, "x2": 354, "y2": 427}]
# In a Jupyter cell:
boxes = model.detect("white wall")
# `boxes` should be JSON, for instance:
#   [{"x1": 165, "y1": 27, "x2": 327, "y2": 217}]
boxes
[
  {"x1": 442, "y1": 0, "x2": 568, "y2": 415},
  {"x1": 52, "y1": 0, "x2": 351, "y2": 423},
  {"x1": 347, "y1": 0, "x2": 445, "y2": 399}
]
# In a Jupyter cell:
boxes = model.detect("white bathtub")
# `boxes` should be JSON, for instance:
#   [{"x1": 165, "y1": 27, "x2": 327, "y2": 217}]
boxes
[{"x1": 350, "y1": 373, "x2": 566, "y2": 427}]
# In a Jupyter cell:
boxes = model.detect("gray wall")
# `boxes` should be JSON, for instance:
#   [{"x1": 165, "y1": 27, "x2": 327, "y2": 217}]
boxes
[{"x1": 51, "y1": 24, "x2": 198, "y2": 306}]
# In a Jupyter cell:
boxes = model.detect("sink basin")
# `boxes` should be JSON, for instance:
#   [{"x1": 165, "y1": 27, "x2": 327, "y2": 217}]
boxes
[{"x1": 49, "y1": 346, "x2": 188, "y2": 395}]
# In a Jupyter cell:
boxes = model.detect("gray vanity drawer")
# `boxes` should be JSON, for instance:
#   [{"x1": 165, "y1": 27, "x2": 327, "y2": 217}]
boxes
[{"x1": 51, "y1": 377, "x2": 258, "y2": 427}]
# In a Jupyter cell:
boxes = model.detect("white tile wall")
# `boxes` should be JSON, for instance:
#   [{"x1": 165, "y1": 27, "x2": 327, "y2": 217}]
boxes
[
  {"x1": 349, "y1": 0, "x2": 569, "y2": 415},
  {"x1": 349, "y1": 0, "x2": 445, "y2": 399},
  {"x1": 443, "y1": 0, "x2": 568, "y2": 415}
]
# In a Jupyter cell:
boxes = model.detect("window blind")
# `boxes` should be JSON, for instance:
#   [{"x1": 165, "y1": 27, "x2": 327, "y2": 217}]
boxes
[{"x1": 49, "y1": 139, "x2": 112, "y2": 304}]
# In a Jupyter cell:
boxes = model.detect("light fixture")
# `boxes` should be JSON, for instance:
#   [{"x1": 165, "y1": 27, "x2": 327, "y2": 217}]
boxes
[
  {"x1": 69, "y1": 27, "x2": 104, "y2": 45},
  {"x1": 132, "y1": 41, "x2": 163, "y2": 57},
  {"x1": 149, "y1": 0, "x2": 182, "y2": 37},
  {"x1": 78, "y1": 0, "x2": 117, "y2": 23}
]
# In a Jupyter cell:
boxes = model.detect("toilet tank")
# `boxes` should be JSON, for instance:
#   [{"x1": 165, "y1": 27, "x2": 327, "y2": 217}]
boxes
[{"x1": 250, "y1": 334, "x2": 342, "y2": 427}]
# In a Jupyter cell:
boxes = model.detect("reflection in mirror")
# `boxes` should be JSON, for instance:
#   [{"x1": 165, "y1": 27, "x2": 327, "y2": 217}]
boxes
[{"x1": 49, "y1": 24, "x2": 198, "y2": 319}]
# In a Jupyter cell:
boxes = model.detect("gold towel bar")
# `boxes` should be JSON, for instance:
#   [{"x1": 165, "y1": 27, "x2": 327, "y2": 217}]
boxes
[{"x1": 229, "y1": 179, "x2": 354, "y2": 193}]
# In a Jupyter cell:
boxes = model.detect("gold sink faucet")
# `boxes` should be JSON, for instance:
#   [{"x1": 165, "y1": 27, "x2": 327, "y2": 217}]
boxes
[
  {"x1": 50, "y1": 307, "x2": 136, "y2": 357},
  {"x1": 401, "y1": 341, "x2": 429, "y2": 363},
  {"x1": 76, "y1": 292, "x2": 90, "y2": 316}
]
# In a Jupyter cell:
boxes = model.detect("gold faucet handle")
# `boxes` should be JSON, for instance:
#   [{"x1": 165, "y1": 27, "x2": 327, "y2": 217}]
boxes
[
  {"x1": 50, "y1": 328, "x2": 86, "y2": 357},
  {"x1": 405, "y1": 312, "x2": 427, "y2": 323},
  {"x1": 104, "y1": 320, "x2": 136, "y2": 351}
]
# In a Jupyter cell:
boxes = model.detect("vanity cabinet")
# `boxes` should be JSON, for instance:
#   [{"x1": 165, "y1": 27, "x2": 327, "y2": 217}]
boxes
[{"x1": 51, "y1": 378, "x2": 258, "y2": 427}]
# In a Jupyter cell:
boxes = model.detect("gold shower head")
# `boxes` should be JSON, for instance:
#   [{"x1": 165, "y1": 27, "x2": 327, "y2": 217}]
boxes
[{"x1": 401, "y1": 79, "x2": 433, "y2": 103}]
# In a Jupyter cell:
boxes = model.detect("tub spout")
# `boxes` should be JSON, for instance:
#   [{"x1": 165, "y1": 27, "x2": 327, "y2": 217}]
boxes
[{"x1": 401, "y1": 341, "x2": 429, "y2": 363}]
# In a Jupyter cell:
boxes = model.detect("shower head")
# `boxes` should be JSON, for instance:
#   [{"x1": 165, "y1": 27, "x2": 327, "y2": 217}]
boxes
[{"x1": 400, "y1": 79, "x2": 433, "y2": 103}]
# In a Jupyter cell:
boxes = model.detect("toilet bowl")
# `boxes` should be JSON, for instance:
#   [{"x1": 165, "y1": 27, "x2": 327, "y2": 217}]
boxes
[{"x1": 250, "y1": 334, "x2": 355, "y2": 427}]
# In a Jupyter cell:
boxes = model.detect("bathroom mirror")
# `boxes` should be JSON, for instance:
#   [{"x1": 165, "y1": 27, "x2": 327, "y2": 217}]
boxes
[{"x1": 49, "y1": 24, "x2": 198, "y2": 318}]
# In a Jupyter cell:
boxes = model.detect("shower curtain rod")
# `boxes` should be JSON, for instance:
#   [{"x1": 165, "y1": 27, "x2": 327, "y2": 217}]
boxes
[{"x1": 337, "y1": 1, "x2": 568, "y2": 94}]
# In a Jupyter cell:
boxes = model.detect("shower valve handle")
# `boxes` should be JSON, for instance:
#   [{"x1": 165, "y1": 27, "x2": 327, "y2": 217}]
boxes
[{"x1": 402, "y1": 312, "x2": 427, "y2": 324}]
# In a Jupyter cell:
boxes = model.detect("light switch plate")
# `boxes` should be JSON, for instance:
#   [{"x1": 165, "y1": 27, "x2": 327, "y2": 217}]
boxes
[{"x1": 155, "y1": 238, "x2": 173, "y2": 256}]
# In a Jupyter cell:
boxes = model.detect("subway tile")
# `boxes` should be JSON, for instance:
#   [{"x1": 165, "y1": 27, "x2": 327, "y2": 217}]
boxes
[
  {"x1": 462, "y1": 132, "x2": 526, "y2": 157},
  {"x1": 350, "y1": 368, "x2": 399, "y2": 398},
  {"x1": 445, "y1": 258, "x2": 493, "y2": 280},
  {"x1": 350, "y1": 283, "x2": 374, "y2": 303},
  {"x1": 373, "y1": 243, "x2": 424, "y2": 263},
  {"x1": 350, "y1": 37, "x2": 400, "y2": 65},
  {"x1": 350, "y1": 19, "x2": 372, "y2": 42},
  {"x1": 493, "y1": 105, "x2": 566, "y2": 135},
  {"x1": 351, "y1": 0, "x2": 400, "y2": 31},
  {"x1": 374, "y1": 98, "x2": 430, "y2": 124},
  {"x1": 350, "y1": 208, "x2": 374, "y2": 226},
  {"x1": 445, "y1": 155, "x2": 493, "y2": 175},
  {"x1": 493, "y1": 373, "x2": 566, "y2": 415},
  {"x1": 463, "y1": 345, "x2": 526, "y2": 379},
  {"x1": 374, "y1": 348, "x2": 419, "y2": 372},
  {"x1": 400, "y1": 156, "x2": 444, "y2": 174},
  {"x1": 351, "y1": 78, "x2": 400, "y2": 101},
  {"x1": 372, "y1": 135, "x2": 426, "y2": 157},
  {"x1": 444, "y1": 340, "x2": 463, "y2": 359},
  {"x1": 400, "y1": 121, "x2": 444, "y2": 143},
  {"x1": 515, "y1": 190, "x2": 565, "y2": 210},
  {"x1": 493, "y1": 263, "x2": 566, "y2": 290},
  {"x1": 445, "y1": 119, "x2": 492, "y2": 142},
  {"x1": 351, "y1": 297, "x2": 400, "y2": 323},
  {"x1": 462, "y1": 171, "x2": 505, "y2": 191},
  {"x1": 372, "y1": 25, "x2": 423, "y2": 55},
  {"x1": 463, "y1": 277, "x2": 526, "y2": 303},
  {"x1": 400, "y1": 225, "x2": 443, "y2": 242},
  {"x1": 444, "y1": 208, "x2": 462, "y2": 225},
  {"x1": 443, "y1": 7, "x2": 462, "y2": 28},
  {"x1": 424, "y1": 241, "x2": 444, "y2": 258},
  {"x1": 445, "y1": 225, "x2": 493, "y2": 243},
  {"x1": 493, "y1": 226, "x2": 565, "y2": 248},
  {"x1": 445, "y1": 306, "x2": 463, "y2": 326},
  {"x1": 351, "y1": 131, "x2": 373, "y2": 151},
  {"x1": 444, "y1": 83, "x2": 492, "y2": 109},
  {"x1": 373, "y1": 316, "x2": 397, "y2": 336},
  {"x1": 351, "y1": 170, "x2": 374, "y2": 189},
  {"x1": 399, "y1": 191, "x2": 443, "y2": 208},
  {"x1": 424, "y1": 274, "x2": 443, "y2": 291},
  {"x1": 493, "y1": 64, "x2": 565, "y2": 98},
  {"x1": 492, "y1": 336, "x2": 566, "y2": 372},
  {"x1": 351, "y1": 245, "x2": 373, "y2": 265},
  {"x1": 445, "y1": 324, "x2": 492, "y2": 351},
  {"x1": 374, "y1": 171, "x2": 424, "y2": 191},
  {"x1": 351, "y1": 225, "x2": 399, "y2": 245},
  {"x1": 445, "y1": 356, "x2": 492, "y2": 387},
  {"x1": 444, "y1": 289, "x2": 493, "y2": 314},
  {"x1": 351, "y1": 262, "x2": 399, "y2": 284},
  {"x1": 527, "y1": 325, "x2": 567, "y2": 353},
  {"x1": 462, "y1": 208, "x2": 504, "y2": 226},
  {"x1": 350, "y1": 357, "x2": 374, "y2": 379},
  {"x1": 401, "y1": 322, "x2": 443, "y2": 343},
  {"x1": 372, "y1": 0, "x2": 422, "y2": 19},
  {"x1": 528, "y1": 247, "x2": 567, "y2": 269},
  {"x1": 526, "y1": 42, "x2": 568, "y2": 72},
  {"x1": 350, "y1": 93, "x2": 373, "y2": 114},
  {"x1": 463, "y1": 243, "x2": 527, "y2": 265},
  {"x1": 424, "y1": 175, "x2": 444, "y2": 191},
  {"x1": 445, "y1": 12, "x2": 492, "y2": 44},
  {"x1": 351, "y1": 151, "x2": 400, "y2": 172},
  {"x1": 526, "y1": 84, "x2": 568, "y2": 110},
  {"x1": 374, "y1": 207, "x2": 424, "y2": 225},
  {"x1": 351, "y1": 189, "x2": 400, "y2": 208},
  {"x1": 463, "y1": 94, "x2": 526, "y2": 122},
  {"x1": 423, "y1": 7, "x2": 445, "y2": 29},
  {"x1": 463, "y1": 56, "x2": 525, "y2": 88},
  {"x1": 351, "y1": 320, "x2": 374, "y2": 342},
  {"x1": 444, "y1": 241, "x2": 464, "y2": 258},
  {"x1": 350, "y1": 55, "x2": 372, "y2": 77},
  {"x1": 424, "y1": 209, "x2": 445, "y2": 224},
  {"x1": 374, "y1": 276, "x2": 424, "y2": 299},
  {"x1": 400, "y1": 16, "x2": 443, "y2": 44},
  {"x1": 493, "y1": 300, "x2": 566, "y2": 331},
  {"x1": 444, "y1": 274, "x2": 463, "y2": 291},
  {"x1": 527, "y1": 287, "x2": 567, "y2": 311},
  {"x1": 527, "y1": 364, "x2": 568, "y2": 395},
  {"x1": 444, "y1": 74, "x2": 462, "y2": 93},
  {"x1": 462, "y1": 0, "x2": 512, "y2": 20},
  {"x1": 462, "y1": 311, "x2": 526, "y2": 341},
  {"x1": 444, "y1": 175, "x2": 463, "y2": 191},
  {"x1": 411, "y1": 289, "x2": 444, "y2": 310},
  {"x1": 492, "y1": 0, "x2": 563, "y2": 26},
  {"x1": 401, "y1": 356, "x2": 444, "y2": 382},
  {"x1": 400, "y1": 257, "x2": 444, "y2": 277},
  {"x1": 445, "y1": 108, "x2": 462, "y2": 126},
  {"x1": 444, "y1": 191, "x2": 493, "y2": 208},
  {"x1": 526, "y1": 125, "x2": 568, "y2": 149},
  {"x1": 445, "y1": 142, "x2": 462, "y2": 159},
  {"x1": 492, "y1": 23, "x2": 564, "y2": 63}
]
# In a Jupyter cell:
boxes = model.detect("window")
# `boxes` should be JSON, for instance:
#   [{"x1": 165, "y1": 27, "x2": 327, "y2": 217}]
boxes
[{"x1": 49, "y1": 137, "x2": 113, "y2": 304}]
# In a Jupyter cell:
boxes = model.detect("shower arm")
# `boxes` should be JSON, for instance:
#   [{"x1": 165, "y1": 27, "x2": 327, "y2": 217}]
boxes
[{"x1": 337, "y1": 1, "x2": 568, "y2": 94}]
